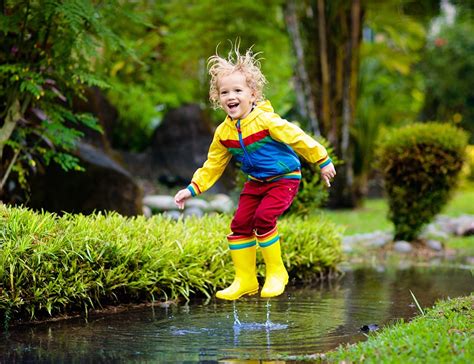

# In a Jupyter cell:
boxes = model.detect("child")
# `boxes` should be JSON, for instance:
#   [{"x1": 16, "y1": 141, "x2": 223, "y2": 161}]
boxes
[{"x1": 174, "y1": 46, "x2": 336, "y2": 300}]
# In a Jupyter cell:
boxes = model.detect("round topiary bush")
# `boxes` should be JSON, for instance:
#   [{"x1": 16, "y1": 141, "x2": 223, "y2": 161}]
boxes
[{"x1": 376, "y1": 122, "x2": 467, "y2": 241}]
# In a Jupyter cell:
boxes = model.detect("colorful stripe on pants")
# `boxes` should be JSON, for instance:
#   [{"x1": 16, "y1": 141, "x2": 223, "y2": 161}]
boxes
[
  {"x1": 227, "y1": 234, "x2": 256, "y2": 250},
  {"x1": 256, "y1": 227, "x2": 279, "y2": 248}
]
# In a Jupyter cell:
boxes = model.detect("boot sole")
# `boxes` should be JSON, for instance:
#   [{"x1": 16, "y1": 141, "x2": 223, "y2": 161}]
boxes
[
  {"x1": 260, "y1": 277, "x2": 289, "y2": 298},
  {"x1": 216, "y1": 287, "x2": 259, "y2": 301}
]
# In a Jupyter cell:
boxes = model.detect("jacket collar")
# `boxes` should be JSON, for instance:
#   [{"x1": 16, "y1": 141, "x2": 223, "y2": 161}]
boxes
[{"x1": 224, "y1": 100, "x2": 273, "y2": 127}]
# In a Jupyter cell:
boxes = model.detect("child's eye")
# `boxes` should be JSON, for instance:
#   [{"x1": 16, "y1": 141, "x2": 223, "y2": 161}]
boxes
[
  {"x1": 220, "y1": 91, "x2": 228, "y2": 95},
  {"x1": 235, "y1": 89, "x2": 242, "y2": 92}
]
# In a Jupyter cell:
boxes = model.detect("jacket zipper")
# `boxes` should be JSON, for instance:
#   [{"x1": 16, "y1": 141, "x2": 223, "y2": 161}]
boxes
[{"x1": 236, "y1": 119, "x2": 254, "y2": 167}]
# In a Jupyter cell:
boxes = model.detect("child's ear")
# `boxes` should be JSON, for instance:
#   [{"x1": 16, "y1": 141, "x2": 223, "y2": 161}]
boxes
[{"x1": 251, "y1": 90, "x2": 257, "y2": 102}]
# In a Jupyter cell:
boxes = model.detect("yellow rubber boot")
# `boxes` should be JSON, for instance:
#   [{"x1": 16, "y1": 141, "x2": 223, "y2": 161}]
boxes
[
  {"x1": 216, "y1": 234, "x2": 259, "y2": 300},
  {"x1": 257, "y1": 227, "x2": 289, "y2": 298}
]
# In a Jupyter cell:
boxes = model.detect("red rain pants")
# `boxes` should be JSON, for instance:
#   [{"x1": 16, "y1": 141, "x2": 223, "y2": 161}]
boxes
[{"x1": 230, "y1": 178, "x2": 300, "y2": 236}]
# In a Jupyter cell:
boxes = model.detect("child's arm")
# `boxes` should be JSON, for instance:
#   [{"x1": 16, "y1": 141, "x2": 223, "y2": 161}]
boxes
[
  {"x1": 174, "y1": 127, "x2": 231, "y2": 209},
  {"x1": 320, "y1": 162, "x2": 336, "y2": 187},
  {"x1": 264, "y1": 112, "x2": 336, "y2": 185},
  {"x1": 174, "y1": 188, "x2": 192, "y2": 210}
]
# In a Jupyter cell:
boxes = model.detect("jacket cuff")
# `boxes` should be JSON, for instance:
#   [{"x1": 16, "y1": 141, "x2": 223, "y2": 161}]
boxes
[
  {"x1": 186, "y1": 182, "x2": 201, "y2": 197},
  {"x1": 318, "y1": 155, "x2": 332, "y2": 169}
]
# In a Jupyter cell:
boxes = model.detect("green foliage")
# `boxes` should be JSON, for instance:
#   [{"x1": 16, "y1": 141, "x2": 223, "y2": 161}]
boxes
[
  {"x1": 354, "y1": 1, "x2": 426, "y2": 183},
  {"x1": 0, "y1": 0, "x2": 129, "y2": 197},
  {"x1": 376, "y1": 122, "x2": 468, "y2": 241},
  {"x1": 93, "y1": 0, "x2": 294, "y2": 150},
  {"x1": 327, "y1": 295, "x2": 474, "y2": 363},
  {"x1": 0, "y1": 204, "x2": 341, "y2": 323},
  {"x1": 420, "y1": 17, "x2": 474, "y2": 142}
]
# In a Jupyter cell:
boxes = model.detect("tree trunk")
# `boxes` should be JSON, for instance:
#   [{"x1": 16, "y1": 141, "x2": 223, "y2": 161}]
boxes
[
  {"x1": 317, "y1": 0, "x2": 331, "y2": 135},
  {"x1": 287, "y1": 0, "x2": 364, "y2": 208},
  {"x1": 0, "y1": 98, "x2": 21, "y2": 161},
  {"x1": 284, "y1": 0, "x2": 320, "y2": 135}
]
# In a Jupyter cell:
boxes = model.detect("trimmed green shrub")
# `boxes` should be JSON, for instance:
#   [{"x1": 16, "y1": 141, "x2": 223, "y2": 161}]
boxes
[
  {"x1": 376, "y1": 122, "x2": 467, "y2": 241},
  {"x1": 0, "y1": 205, "x2": 341, "y2": 323}
]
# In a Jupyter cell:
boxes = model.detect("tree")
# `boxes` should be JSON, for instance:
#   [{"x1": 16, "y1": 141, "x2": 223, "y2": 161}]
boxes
[
  {"x1": 420, "y1": 12, "x2": 474, "y2": 141},
  {"x1": 284, "y1": 0, "x2": 364, "y2": 208},
  {"x1": 0, "y1": 0, "x2": 127, "y2": 201},
  {"x1": 353, "y1": 1, "x2": 427, "y2": 198}
]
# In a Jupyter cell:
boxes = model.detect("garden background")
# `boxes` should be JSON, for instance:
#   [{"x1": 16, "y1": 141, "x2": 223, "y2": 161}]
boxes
[{"x1": 0, "y1": 0, "x2": 473, "y2": 362}]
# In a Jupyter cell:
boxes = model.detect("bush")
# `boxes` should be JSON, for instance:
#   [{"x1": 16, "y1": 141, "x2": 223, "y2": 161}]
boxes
[
  {"x1": 376, "y1": 122, "x2": 467, "y2": 241},
  {"x1": 460, "y1": 145, "x2": 474, "y2": 186},
  {"x1": 0, "y1": 205, "x2": 341, "y2": 324}
]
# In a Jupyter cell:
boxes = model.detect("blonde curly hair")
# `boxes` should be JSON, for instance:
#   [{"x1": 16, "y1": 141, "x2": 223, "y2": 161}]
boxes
[{"x1": 208, "y1": 44, "x2": 267, "y2": 110}]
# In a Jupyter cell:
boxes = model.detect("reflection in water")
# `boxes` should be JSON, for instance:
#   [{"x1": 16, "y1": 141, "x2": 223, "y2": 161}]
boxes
[{"x1": 1, "y1": 266, "x2": 472, "y2": 362}]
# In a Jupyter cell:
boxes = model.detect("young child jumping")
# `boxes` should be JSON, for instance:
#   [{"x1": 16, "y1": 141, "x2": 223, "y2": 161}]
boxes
[{"x1": 174, "y1": 46, "x2": 336, "y2": 300}]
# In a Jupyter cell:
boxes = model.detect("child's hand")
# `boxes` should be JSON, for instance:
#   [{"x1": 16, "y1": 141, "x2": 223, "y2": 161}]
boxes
[
  {"x1": 321, "y1": 162, "x2": 336, "y2": 187},
  {"x1": 174, "y1": 188, "x2": 192, "y2": 209}
]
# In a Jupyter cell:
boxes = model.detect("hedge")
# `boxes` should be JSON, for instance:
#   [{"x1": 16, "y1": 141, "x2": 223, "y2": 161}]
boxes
[{"x1": 0, "y1": 204, "x2": 342, "y2": 324}]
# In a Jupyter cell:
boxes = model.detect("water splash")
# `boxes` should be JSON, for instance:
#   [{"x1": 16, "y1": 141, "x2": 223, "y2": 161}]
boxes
[
  {"x1": 232, "y1": 301, "x2": 241, "y2": 326},
  {"x1": 265, "y1": 300, "x2": 272, "y2": 327}
]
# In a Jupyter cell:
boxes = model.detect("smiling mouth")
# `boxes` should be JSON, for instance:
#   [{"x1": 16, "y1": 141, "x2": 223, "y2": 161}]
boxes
[{"x1": 227, "y1": 103, "x2": 239, "y2": 110}]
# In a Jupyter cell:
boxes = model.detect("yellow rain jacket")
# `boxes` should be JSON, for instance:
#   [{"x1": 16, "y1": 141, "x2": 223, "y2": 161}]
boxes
[{"x1": 187, "y1": 101, "x2": 331, "y2": 196}]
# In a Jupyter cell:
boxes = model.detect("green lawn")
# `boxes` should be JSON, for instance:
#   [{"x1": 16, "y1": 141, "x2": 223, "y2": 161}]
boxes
[
  {"x1": 326, "y1": 295, "x2": 474, "y2": 363},
  {"x1": 317, "y1": 186, "x2": 474, "y2": 256},
  {"x1": 319, "y1": 186, "x2": 474, "y2": 236}
]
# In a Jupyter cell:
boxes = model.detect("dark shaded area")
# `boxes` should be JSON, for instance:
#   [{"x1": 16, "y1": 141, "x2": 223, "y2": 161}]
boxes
[
  {"x1": 122, "y1": 103, "x2": 236, "y2": 193},
  {"x1": 29, "y1": 142, "x2": 143, "y2": 216}
]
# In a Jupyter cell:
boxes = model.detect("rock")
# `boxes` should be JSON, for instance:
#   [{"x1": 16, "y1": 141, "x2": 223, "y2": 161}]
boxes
[
  {"x1": 143, "y1": 195, "x2": 177, "y2": 211},
  {"x1": 393, "y1": 241, "x2": 413, "y2": 253},
  {"x1": 150, "y1": 104, "x2": 235, "y2": 192},
  {"x1": 367, "y1": 231, "x2": 392, "y2": 248},
  {"x1": 163, "y1": 210, "x2": 182, "y2": 221},
  {"x1": 426, "y1": 239, "x2": 443, "y2": 251},
  {"x1": 29, "y1": 142, "x2": 143, "y2": 216},
  {"x1": 186, "y1": 198, "x2": 210, "y2": 211},
  {"x1": 143, "y1": 205, "x2": 152, "y2": 218},
  {"x1": 209, "y1": 194, "x2": 235, "y2": 213},
  {"x1": 360, "y1": 324, "x2": 379, "y2": 333},
  {"x1": 421, "y1": 223, "x2": 450, "y2": 240},
  {"x1": 183, "y1": 206, "x2": 204, "y2": 218},
  {"x1": 455, "y1": 218, "x2": 474, "y2": 236}
]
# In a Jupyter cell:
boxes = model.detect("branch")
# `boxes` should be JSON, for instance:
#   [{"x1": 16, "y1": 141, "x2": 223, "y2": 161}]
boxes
[
  {"x1": 0, "y1": 146, "x2": 21, "y2": 192},
  {"x1": 0, "y1": 98, "x2": 21, "y2": 160}
]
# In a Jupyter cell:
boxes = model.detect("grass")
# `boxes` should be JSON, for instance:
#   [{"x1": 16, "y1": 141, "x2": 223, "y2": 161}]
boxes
[
  {"x1": 0, "y1": 204, "x2": 342, "y2": 324},
  {"x1": 304, "y1": 186, "x2": 474, "y2": 363},
  {"x1": 326, "y1": 294, "x2": 474, "y2": 363},
  {"x1": 319, "y1": 185, "x2": 474, "y2": 256}
]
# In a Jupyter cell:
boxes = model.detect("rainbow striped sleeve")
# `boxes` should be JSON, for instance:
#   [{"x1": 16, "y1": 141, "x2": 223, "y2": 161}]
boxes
[
  {"x1": 186, "y1": 182, "x2": 201, "y2": 197},
  {"x1": 318, "y1": 155, "x2": 332, "y2": 169}
]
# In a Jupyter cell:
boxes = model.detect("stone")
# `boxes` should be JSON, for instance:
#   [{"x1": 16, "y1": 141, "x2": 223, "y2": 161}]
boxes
[
  {"x1": 150, "y1": 104, "x2": 236, "y2": 192},
  {"x1": 368, "y1": 234, "x2": 392, "y2": 248},
  {"x1": 426, "y1": 239, "x2": 443, "y2": 251},
  {"x1": 186, "y1": 198, "x2": 210, "y2": 210},
  {"x1": 142, "y1": 205, "x2": 152, "y2": 218},
  {"x1": 209, "y1": 194, "x2": 235, "y2": 213},
  {"x1": 393, "y1": 241, "x2": 413, "y2": 253},
  {"x1": 29, "y1": 142, "x2": 143, "y2": 216},
  {"x1": 143, "y1": 195, "x2": 177, "y2": 211},
  {"x1": 183, "y1": 206, "x2": 204, "y2": 218},
  {"x1": 163, "y1": 210, "x2": 182, "y2": 221}
]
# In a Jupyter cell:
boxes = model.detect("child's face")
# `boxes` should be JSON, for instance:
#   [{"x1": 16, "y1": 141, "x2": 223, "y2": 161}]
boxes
[{"x1": 218, "y1": 71, "x2": 256, "y2": 120}]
